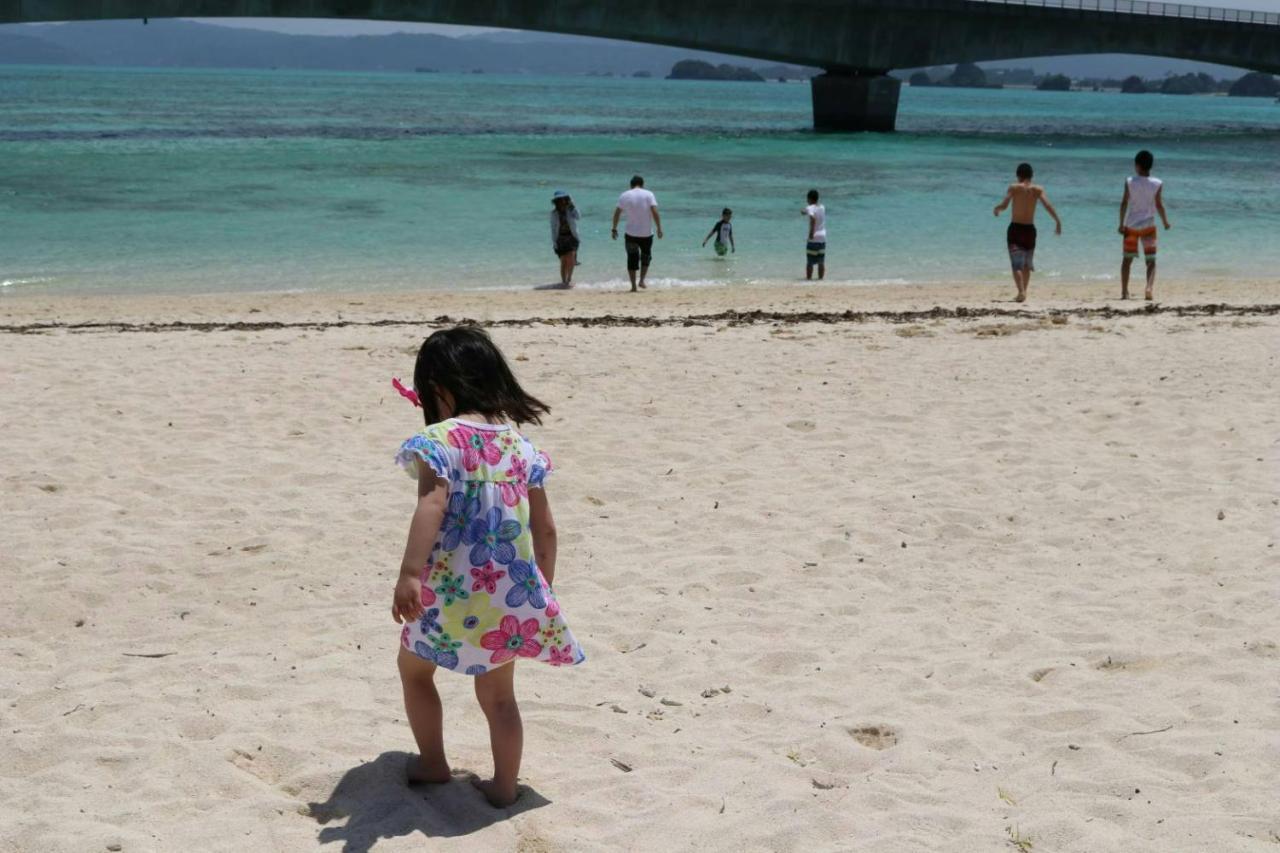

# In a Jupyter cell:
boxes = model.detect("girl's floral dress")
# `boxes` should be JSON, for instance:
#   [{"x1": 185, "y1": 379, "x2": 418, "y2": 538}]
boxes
[{"x1": 396, "y1": 418, "x2": 585, "y2": 675}]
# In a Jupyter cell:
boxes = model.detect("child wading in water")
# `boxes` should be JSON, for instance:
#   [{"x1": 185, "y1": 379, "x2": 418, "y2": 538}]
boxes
[
  {"x1": 702, "y1": 208, "x2": 735, "y2": 256},
  {"x1": 1119, "y1": 149, "x2": 1171, "y2": 301},
  {"x1": 391, "y1": 327, "x2": 585, "y2": 807},
  {"x1": 802, "y1": 189, "x2": 826, "y2": 280},
  {"x1": 993, "y1": 162, "x2": 1062, "y2": 303}
]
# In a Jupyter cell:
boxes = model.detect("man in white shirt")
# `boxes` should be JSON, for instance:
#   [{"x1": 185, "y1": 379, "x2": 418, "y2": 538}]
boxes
[
  {"x1": 612, "y1": 175, "x2": 663, "y2": 292},
  {"x1": 803, "y1": 189, "x2": 827, "y2": 281},
  {"x1": 1118, "y1": 149, "x2": 1172, "y2": 301}
]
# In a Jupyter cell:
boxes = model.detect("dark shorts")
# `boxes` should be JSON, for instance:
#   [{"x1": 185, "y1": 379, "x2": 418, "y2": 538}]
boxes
[
  {"x1": 1007, "y1": 223, "x2": 1037, "y2": 272},
  {"x1": 806, "y1": 241, "x2": 826, "y2": 267},
  {"x1": 625, "y1": 234, "x2": 653, "y2": 271},
  {"x1": 554, "y1": 236, "x2": 579, "y2": 257}
]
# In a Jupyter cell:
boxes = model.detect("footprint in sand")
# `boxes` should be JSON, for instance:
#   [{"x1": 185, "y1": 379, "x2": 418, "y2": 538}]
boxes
[
  {"x1": 786, "y1": 420, "x2": 817, "y2": 433},
  {"x1": 1029, "y1": 667, "x2": 1054, "y2": 683},
  {"x1": 848, "y1": 725, "x2": 899, "y2": 750},
  {"x1": 818, "y1": 538, "x2": 852, "y2": 557},
  {"x1": 1244, "y1": 640, "x2": 1278, "y2": 658},
  {"x1": 1094, "y1": 656, "x2": 1160, "y2": 673}
]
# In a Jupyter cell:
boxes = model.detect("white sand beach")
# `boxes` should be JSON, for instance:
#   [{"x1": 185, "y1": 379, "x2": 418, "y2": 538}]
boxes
[{"x1": 1, "y1": 281, "x2": 1277, "y2": 852}]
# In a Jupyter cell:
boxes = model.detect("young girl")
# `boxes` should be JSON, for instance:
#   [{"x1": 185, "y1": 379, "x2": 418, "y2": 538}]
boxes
[{"x1": 391, "y1": 326, "x2": 585, "y2": 807}]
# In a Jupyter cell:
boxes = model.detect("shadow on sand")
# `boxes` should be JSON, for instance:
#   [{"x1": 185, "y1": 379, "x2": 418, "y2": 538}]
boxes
[{"x1": 306, "y1": 751, "x2": 550, "y2": 852}]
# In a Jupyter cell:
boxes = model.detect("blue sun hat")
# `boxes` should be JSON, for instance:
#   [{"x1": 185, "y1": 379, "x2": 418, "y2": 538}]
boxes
[{"x1": 552, "y1": 189, "x2": 570, "y2": 201}]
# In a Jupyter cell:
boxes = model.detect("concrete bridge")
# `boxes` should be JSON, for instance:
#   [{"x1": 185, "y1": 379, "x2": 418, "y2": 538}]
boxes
[{"x1": 5, "y1": 0, "x2": 1280, "y2": 130}]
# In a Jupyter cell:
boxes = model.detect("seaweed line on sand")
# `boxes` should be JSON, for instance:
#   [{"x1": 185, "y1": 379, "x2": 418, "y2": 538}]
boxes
[{"x1": 1, "y1": 302, "x2": 1277, "y2": 335}]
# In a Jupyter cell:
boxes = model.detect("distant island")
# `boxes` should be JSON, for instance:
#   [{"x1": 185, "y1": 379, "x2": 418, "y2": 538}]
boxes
[
  {"x1": 1118, "y1": 71, "x2": 1278, "y2": 96},
  {"x1": 908, "y1": 63, "x2": 1002, "y2": 89},
  {"x1": 1036, "y1": 74, "x2": 1072, "y2": 92},
  {"x1": 1228, "y1": 71, "x2": 1280, "y2": 97},
  {"x1": 667, "y1": 60, "x2": 764, "y2": 82},
  {"x1": 906, "y1": 62, "x2": 1278, "y2": 97}
]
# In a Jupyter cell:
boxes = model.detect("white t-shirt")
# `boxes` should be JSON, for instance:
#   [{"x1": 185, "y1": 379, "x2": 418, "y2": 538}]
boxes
[
  {"x1": 1125, "y1": 176, "x2": 1163, "y2": 227},
  {"x1": 617, "y1": 188, "x2": 658, "y2": 238},
  {"x1": 804, "y1": 203, "x2": 827, "y2": 243}
]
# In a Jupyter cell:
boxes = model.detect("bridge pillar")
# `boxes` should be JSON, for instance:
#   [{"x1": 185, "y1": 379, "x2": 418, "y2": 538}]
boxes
[{"x1": 811, "y1": 72, "x2": 901, "y2": 132}]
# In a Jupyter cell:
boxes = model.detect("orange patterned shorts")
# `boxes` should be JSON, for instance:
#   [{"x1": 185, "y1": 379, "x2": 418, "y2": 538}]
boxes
[{"x1": 1123, "y1": 219, "x2": 1158, "y2": 260}]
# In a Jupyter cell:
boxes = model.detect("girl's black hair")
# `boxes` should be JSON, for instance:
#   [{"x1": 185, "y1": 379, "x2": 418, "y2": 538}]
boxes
[{"x1": 412, "y1": 326, "x2": 550, "y2": 426}]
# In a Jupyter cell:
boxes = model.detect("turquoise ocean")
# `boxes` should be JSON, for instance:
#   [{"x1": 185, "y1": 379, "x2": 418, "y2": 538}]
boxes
[{"x1": 2, "y1": 64, "x2": 1278, "y2": 295}]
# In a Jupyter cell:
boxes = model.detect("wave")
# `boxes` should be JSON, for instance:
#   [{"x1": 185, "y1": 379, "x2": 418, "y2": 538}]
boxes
[
  {"x1": 3, "y1": 122, "x2": 1278, "y2": 144},
  {"x1": 0, "y1": 276, "x2": 56, "y2": 288}
]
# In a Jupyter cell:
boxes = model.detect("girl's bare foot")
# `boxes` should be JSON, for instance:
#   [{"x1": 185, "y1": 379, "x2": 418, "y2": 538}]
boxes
[
  {"x1": 406, "y1": 754, "x2": 452, "y2": 785},
  {"x1": 1145, "y1": 289, "x2": 1154, "y2": 301},
  {"x1": 471, "y1": 777, "x2": 519, "y2": 807}
]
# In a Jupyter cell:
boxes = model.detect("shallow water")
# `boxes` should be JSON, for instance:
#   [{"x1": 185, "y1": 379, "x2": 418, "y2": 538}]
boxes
[{"x1": 1, "y1": 65, "x2": 1278, "y2": 294}]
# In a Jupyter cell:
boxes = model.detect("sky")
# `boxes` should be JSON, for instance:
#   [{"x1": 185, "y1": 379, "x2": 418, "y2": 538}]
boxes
[{"x1": 193, "y1": 0, "x2": 1280, "y2": 36}]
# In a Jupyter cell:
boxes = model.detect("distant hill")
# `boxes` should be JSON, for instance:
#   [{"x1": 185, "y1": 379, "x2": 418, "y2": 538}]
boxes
[
  {"x1": 1, "y1": 20, "x2": 1254, "y2": 79},
  {"x1": 0, "y1": 20, "x2": 812, "y2": 76},
  {"x1": 0, "y1": 30, "x2": 84, "y2": 64}
]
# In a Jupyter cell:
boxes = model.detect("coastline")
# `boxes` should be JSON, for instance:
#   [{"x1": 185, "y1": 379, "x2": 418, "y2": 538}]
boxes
[{"x1": 3, "y1": 277, "x2": 1277, "y2": 329}]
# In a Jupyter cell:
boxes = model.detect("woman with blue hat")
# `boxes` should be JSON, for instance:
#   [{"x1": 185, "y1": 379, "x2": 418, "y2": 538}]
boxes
[{"x1": 550, "y1": 190, "x2": 581, "y2": 288}]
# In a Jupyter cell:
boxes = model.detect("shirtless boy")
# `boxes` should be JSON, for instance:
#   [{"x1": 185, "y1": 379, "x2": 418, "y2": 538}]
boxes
[{"x1": 993, "y1": 163, "x2": 1062, "y2": 303}]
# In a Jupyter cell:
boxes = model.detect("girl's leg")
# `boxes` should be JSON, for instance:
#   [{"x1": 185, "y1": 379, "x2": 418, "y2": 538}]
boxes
[
  {"x1": 565, "y1": 251, "x2": 576, "y2": 286},
  {"x1": 472, "y1": 662, "x2": 522, "y2": 807},
  {"x1": 559, "y1": 253, "x2": 571, "y2": 285},
  {"x1": 397, "y1": 646, "x2": 451, "y2": 783}
]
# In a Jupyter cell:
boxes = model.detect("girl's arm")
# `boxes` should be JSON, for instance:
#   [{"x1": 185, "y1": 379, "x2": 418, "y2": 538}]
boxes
[
  {"x1": 527, "y1": 487, "x2": 558, "y2": 588},
  {"x1": 392, "y1": 463, "x2": 449, "y2": 623}
]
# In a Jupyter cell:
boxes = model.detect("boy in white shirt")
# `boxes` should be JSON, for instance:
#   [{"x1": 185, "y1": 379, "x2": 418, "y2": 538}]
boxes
[
  {"x1": 1119, "y1": 150, "x2": 1172, "y2": 301},
  {"x1": 803, "y1": 189, "x2": 827, "y2": 280},
  {"x1": 611, "y1": 175, "x2": 663, "y2": 292}
]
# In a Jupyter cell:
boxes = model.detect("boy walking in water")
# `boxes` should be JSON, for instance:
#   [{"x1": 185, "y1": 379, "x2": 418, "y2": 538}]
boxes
[
  {"x1": 803, "y1": 190, "x2": 826, "y2": 280},
  {"x1": 702, "y1": 208, "x2": 735, "y2": 256},
  {"x1": 1119, "y1": 150, "x2": 1171, "y2": 301},
  {"x1": 993, "y1": 162, "x2": 1062, "y2": 303}
]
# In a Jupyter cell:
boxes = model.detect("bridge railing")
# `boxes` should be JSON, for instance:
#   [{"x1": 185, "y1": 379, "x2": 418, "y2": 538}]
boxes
[{"x1": 971, "y1": 0, "x2": 1280, "y2": 26}]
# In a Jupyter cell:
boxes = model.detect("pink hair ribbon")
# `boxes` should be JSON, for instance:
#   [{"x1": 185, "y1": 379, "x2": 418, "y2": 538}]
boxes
[{"x1": 392, "y1": 377, "x2": 421, "y2": 408}]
